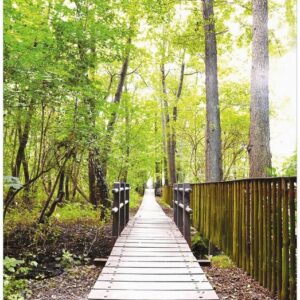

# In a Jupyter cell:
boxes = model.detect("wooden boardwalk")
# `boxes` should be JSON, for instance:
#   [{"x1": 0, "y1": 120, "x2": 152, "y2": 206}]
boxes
[{"x1": 88, "y1": 189, "x2": 219, "y2": 300}]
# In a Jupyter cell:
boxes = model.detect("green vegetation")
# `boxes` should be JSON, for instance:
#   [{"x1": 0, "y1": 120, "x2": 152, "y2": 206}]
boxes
[
  {"x1": 211, "y1": 255, "x2": 235, "y2": 269},
  {"x1": 4, "y1": 257, "x2": 37, "y2": 300}
]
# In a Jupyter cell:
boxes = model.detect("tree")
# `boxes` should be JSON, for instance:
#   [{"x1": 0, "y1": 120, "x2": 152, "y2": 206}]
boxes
[
  {"x1": 248, "y1": 0, "x2": 272, "y2": 178},
  {"x1": 202, "y1": 0, "x2": 223, "y2": 182}
]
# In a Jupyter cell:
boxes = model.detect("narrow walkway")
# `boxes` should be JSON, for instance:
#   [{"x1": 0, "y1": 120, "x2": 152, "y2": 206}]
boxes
[{"x1": 88, "y1": 189, "x2": 218, "y2": 300}]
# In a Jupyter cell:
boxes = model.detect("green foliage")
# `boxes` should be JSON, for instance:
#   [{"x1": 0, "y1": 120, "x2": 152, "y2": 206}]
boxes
[
  {"x1": 191, "y1": 233, "x2": 209, "y2": 258},
  {"x1": 4, "y1": 257, "x2": 37, "y2": 300},
  {"x1": 129, "y1": 191, "x2": 142, "y2": 209},
  {"x1": 57, "y1": 250, "x2": 78, "y2": 269},
  {"x1": 4, "y1": 176, "x2": 23, "y2": 190},
  {"x1": 281, "y1": 152, "x2": 297, "y2": 176},
  {"x1": 53, "y1": 203, "x2": 100, "y2": 223},
  {"x1": 211, "y1": 255, "x2": 235, "y2": 269}
]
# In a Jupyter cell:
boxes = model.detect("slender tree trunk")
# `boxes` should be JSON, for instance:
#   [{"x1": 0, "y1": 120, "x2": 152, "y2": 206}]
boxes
[
  {"x1": 161, "y1": 64, "x2": 176, "y2": 185},
  {"x1": 45, "y1": 171, "x2": 65, "y2": 219},
  {"x1": 4, "y1": 166, "x2": 54, "y2": 219},
  {"x1": 65, "y1": 175, "x2": 69, "y2": 201},
  {"x1": 120, "y1": 96, "x2": 130, "y2": 182},
  {"x1": 22, "y1": 157, "x2": 31, "y2": 206},
  {"x1": 159, "y1": 97, "x2": 168, "y2": 185},
  {"x1": 92, "y1": 156, "x2": 110, "y2": 220},
  {"x1": 169, "y1": 57, "x2": 185, "y2": 184},
  {"x1": 154, "y1": 114, "x2": 162, "y2": 189},
  {"x1": 202, "y1": 0, "x2": 223, "y2": 182},
  {"x1": 13, "y1": 99, "x2": 34, "y2": 177},
  {"x1": 249, "y1": 0, "x2": 271, "y2": 177},
  {"x1": 38, "y1": 153, "x2": 70, "y2": 224},
  {"x1": 93, "y1": 44, "x2": 130, "y2": 215},
  {"x1": 102, "y1": 52, "x2": 130, "y2": 176},
  {"x1": 88, "y1": 151, "x2": 97, "y2": 207},
  {"x1": 5, "y1": 100, "x2": 35, "y2": 205}
]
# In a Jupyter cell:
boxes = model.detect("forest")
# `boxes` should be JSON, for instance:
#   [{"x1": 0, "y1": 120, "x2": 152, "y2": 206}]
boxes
[{"x1": 3, "y1": 0, "x2": 296, "y2": 299}]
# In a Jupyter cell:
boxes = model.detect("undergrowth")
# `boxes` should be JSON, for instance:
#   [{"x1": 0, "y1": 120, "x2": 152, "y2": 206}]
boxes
[{"x1": 211, "y1": 255, "x2": 235, "y2": 269}]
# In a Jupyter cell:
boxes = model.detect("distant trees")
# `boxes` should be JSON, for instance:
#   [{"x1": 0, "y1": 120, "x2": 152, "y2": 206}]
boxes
[{"x1": 249, "y1": 0, "x2": 272, "y2": 177}]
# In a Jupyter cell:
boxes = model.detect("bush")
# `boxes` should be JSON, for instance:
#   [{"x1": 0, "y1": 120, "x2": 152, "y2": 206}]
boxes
[
  {"x1": 191, "y1": 233, "x2": 209, "y2": 258},
  {"x1": 129, "y1": 190, "x2": 142, "y2": 209},
  {"x1": 211, "y1": 255, "x2": 234, "y2": 269},
  {"x1": 4, "y1": 256, "x2": 37, "y2": 300}
]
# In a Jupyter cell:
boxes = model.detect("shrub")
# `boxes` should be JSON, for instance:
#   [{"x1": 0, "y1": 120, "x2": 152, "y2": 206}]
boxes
[
  {"x1": 211, "y1": 255, "x2": 234, "y2": 269},
  {"x1": 4, "y1": 256, "x2": 37, "y2": 300}
]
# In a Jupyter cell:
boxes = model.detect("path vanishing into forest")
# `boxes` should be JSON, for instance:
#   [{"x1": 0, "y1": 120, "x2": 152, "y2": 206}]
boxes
[{"x1": 88, "y1": 189, "x2": 219, "y2": 300}]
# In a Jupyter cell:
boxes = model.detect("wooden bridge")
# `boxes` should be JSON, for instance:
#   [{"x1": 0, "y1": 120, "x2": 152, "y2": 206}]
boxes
[{"x1": 88, "y1": 188, "x2": 218, "y2": 300}]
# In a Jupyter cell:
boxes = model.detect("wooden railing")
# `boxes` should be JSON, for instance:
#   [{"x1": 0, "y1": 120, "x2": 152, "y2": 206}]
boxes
[
  {"x1": 111, "y1": 182, "x2": 130, "y2": 237},
  {"x1": 162, "y1": 177, "x2": 297, "y2": 300},
  {"x1": 173, "y1": 183, "x2": 192, "y2": 245}
]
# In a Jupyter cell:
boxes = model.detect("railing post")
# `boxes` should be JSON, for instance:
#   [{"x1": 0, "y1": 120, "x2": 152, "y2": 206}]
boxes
[
  {"x1": 120, "y1": 182, "x2": 125, "y2": 232},
  {"x1": 173, "y1": 184, "x2": 178, "y2": 226},
  {"x1": 112, "y1": 182, "x2": 130, "y2": 238},
  {"x1": 177, "y1": 183, "x2": 184, "y2": 234},
  {"x1": 125, "y1": 183, "x2": 130, "y2": 225},
  {"x1": 183, "y1": 183, "x2": 192, "y2": 246},
  {"x1": 112, "y1": 182, "x2": 121, "y2": 237}
]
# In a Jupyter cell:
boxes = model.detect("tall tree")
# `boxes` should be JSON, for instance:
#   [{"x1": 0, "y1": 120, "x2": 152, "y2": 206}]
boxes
[
  {"x1": 202, "y1": 0, "x2": 223, "y2": 182},
  {"x1": 248, "y1": 0, "x2": 272, "y2": 177}
]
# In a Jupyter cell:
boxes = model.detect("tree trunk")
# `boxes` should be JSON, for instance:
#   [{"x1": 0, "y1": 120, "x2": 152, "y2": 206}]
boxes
[
  {"x1": 154, "y1": 114, "x2": 162, "y2": 189},
  {"x1": 102, "y1": 47, "x2": 130, "y2": 176},
  {"x1": 45, "y1": 171, "x2": 65, "y2": 219},
  {"x1": 120, "y1": 96, "x2": 130, "y2": 182},
  {"x1": 93, "y1": 157, "x2": 110, "y2": 220},
  {"x1": 202, "y1": 0, "x2": 223, "y2": 182},
  {"x1": 22, "y1": 157, "x2": 31, "y2": 206},
  {"x1": 38, "y1": 153, "x2": 70, "y2": 224},
  {"x1": 159, "y1": 97, "x2": 168, "y2": 185},
  {"x1": 161, "y1": 64, "x2": 176, "y2": 185},
  {"x1": 88, "y1": 151, "x2": 97, "y2": 207},
  {"x1": 13, "y1": 99, "x2": 34, "y2": 177},
  {"x1": 65, "y1": 175, "x2": 69, "y2": 201},
  {"x1": 249, "y1": 0, "x2": 271, "y2": 177}
]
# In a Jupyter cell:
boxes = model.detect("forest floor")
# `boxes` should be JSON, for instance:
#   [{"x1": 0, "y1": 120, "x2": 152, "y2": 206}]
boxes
[
  {"x1": 29, "y1": 265, "x2": 101, "y2": 300},
  {"x1": 204, "y1": 266, "x2": 277, "y2": 299}
]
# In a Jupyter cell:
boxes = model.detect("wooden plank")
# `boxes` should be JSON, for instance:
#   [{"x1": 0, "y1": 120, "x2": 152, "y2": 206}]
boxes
[
  {"x1": 116, "y1": 239, "x2": 187, "y2": 244},
  {"x1": 281, "y1": 178, "x2": 289, "y2": 299},
  {"x1": 289, "y1": 178, "x2": 296, "y2": 300},
  {"x1": 118, "y1": 236, "x2": 186, "y2": 240},
  {"x1": 114, "y1": 243, "x2": 190, "y2": 248},
  {"x1": 110, "y1": 252, "x2": 195, "y2": 257},
  {"x1": 107, "y1": 256, "x2": 198, "y2": 262},
  {"x1": 88, "y1": 290, "x2": 219, "y2": 300},
  {"x1": 93, "y1": 281, "x2": 213, "y2": 290},
  {"x1": 101, "y1": 267, "x2": 204, "y2": 274},
  {"x1": 105, "y1": 261, "x2": 200, "y2": 268},
  {"x1": 97, "y1": 273, "x2": 208, "y2": 282},
  {"x1": 111, "y1": 248, "x2": 191, "y2": 253}
]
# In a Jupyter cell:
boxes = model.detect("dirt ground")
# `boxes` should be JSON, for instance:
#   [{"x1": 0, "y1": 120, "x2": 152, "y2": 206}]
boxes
[
  {"x1": 204, "y1": 266, "x2": 277, "y2": 300},
  {"x1": 29, "y1": 265, "x2": 101, "y2": 300}
]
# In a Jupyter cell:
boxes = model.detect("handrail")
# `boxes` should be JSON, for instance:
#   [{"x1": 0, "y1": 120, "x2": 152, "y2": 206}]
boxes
[
  {"x1": 162, "y1": 176, "x2": 297, "y2": 300},
  {"x1": 173, "y1": 183, "x2": 192, "y2": 246},
  {"x1": 112, "y1": 182, "x2": 130, "y2": 237}
]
